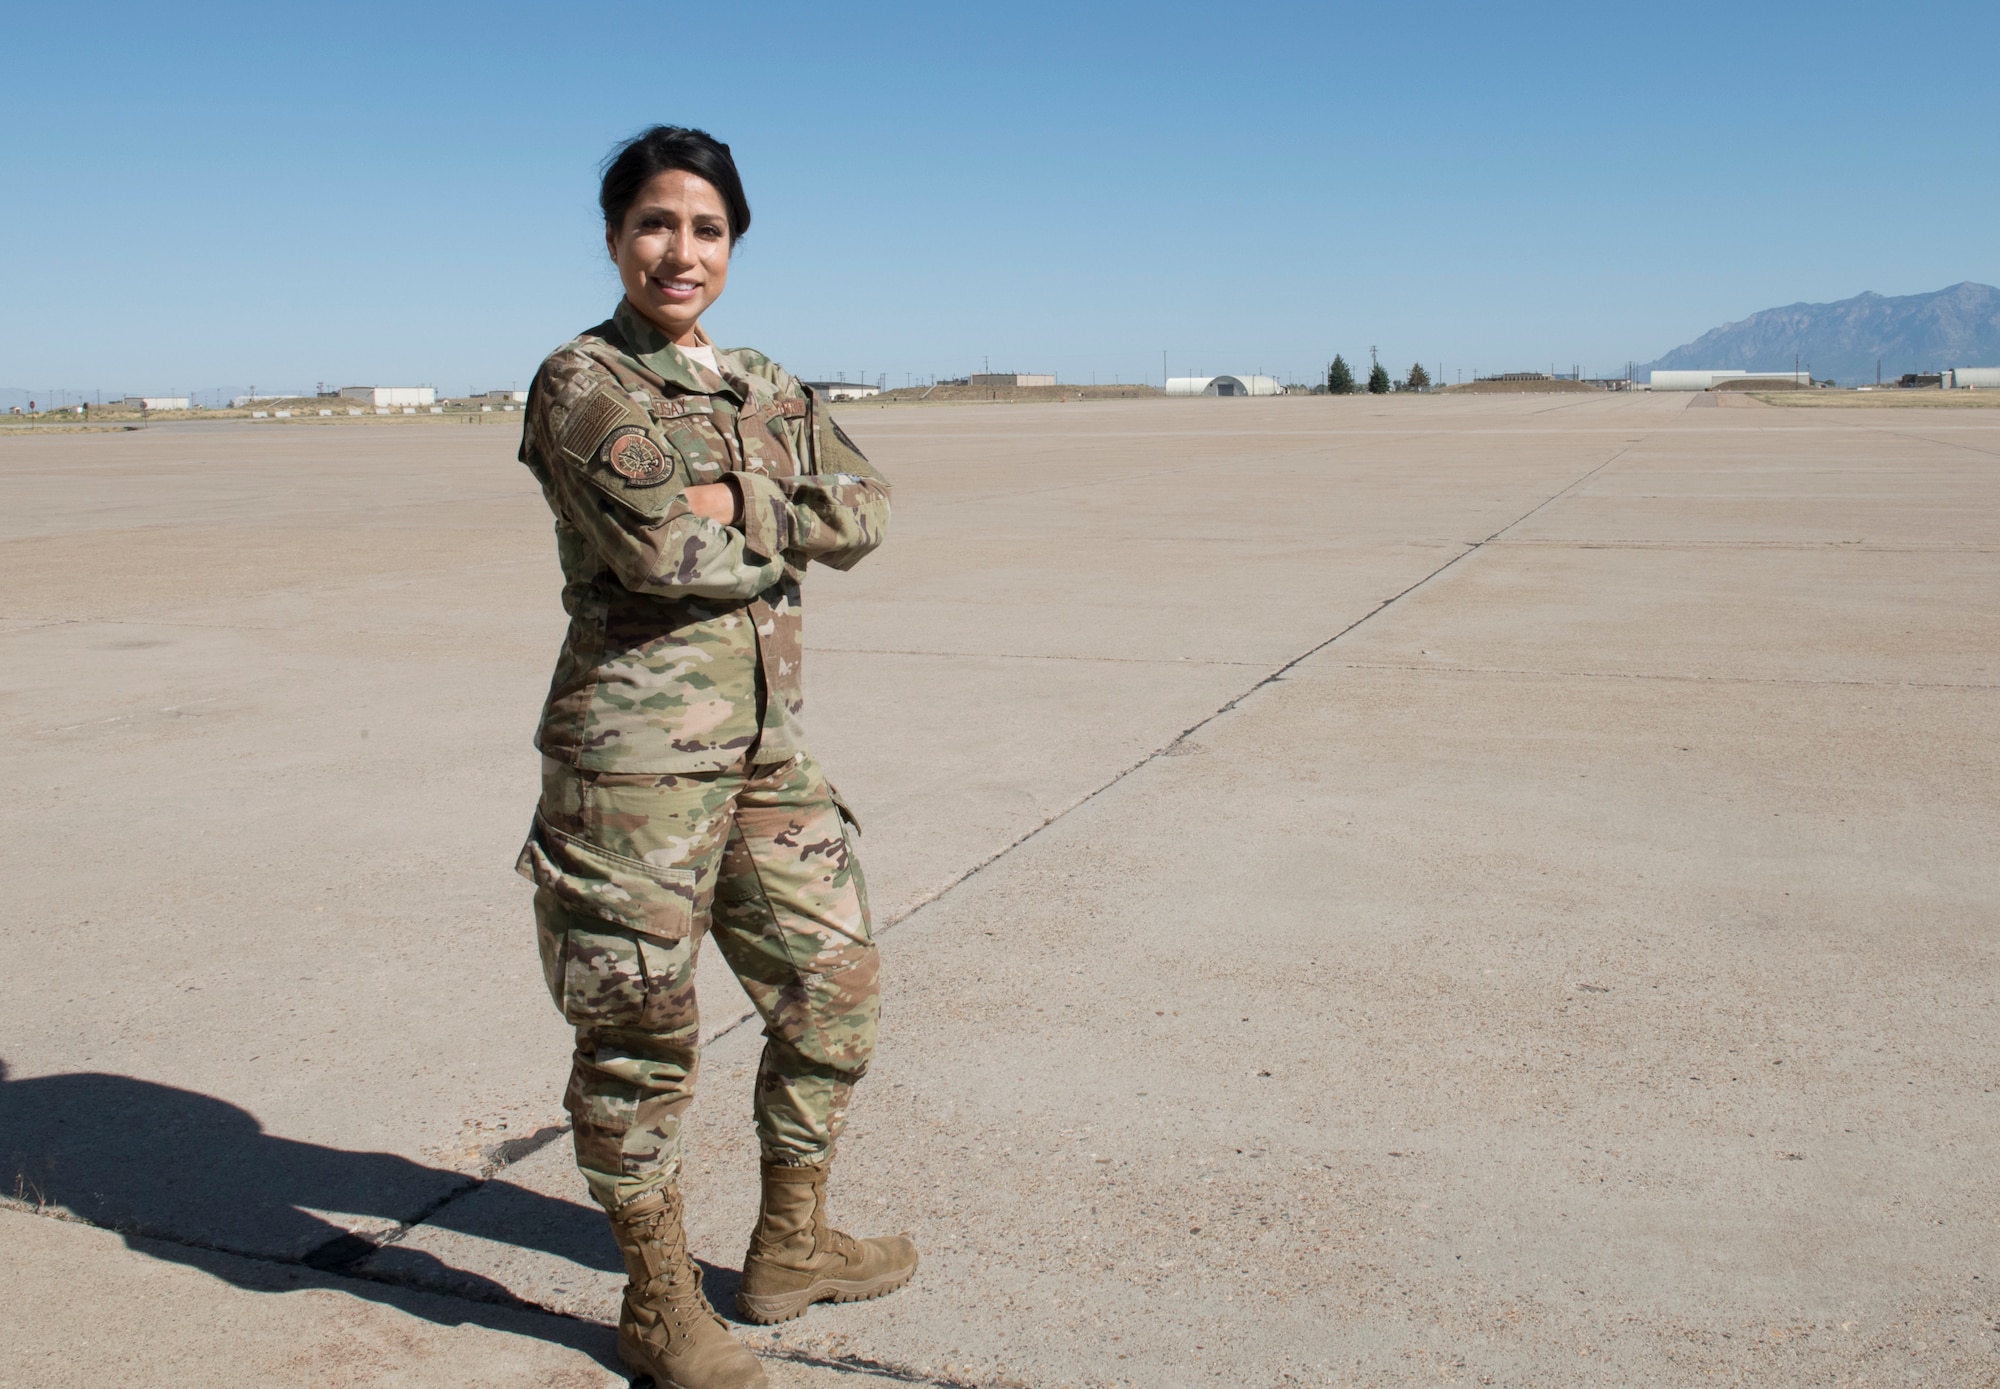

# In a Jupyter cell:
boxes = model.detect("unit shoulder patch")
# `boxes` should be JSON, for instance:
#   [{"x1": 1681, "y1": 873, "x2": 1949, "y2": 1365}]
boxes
[{"x1": 603, "y1": 425, "x2": 670, "y2": 484}]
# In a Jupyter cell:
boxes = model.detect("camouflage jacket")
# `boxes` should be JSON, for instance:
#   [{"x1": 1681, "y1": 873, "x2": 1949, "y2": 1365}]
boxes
[{"x1": 520, "y1": 300, "x2": 891, "y2": 772}]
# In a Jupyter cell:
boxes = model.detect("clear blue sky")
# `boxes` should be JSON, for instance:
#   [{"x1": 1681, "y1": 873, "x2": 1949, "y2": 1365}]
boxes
[{"x1": 4, "y1": 1, "x2": 1995, "y2": 400}]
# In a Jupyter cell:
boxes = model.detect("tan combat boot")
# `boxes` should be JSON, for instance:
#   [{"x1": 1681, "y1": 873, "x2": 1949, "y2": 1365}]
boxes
[
  {"x1": 736, "y1": 1159, "x2": 919, "y2": 1324},
  {"x1": 608, "y1": 1186, "x2": 767, "y2": 1389}
]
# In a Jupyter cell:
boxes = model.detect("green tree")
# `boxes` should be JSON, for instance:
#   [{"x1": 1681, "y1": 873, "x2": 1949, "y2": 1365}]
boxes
[
  {"x1": 1404, "y1": 363, "x2": 1431, "y2": 391},
  {"x1": 1367, "y1": 361, "x2": 1392, "y2": 394},
  {"x1": 1326, "y1": 355, "x2": 1356, "y2": 394}
]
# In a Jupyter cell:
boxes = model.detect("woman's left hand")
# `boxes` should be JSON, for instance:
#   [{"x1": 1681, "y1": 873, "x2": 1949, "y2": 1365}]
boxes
[{"x1": 684, "y1": 481, "x2": 740, "y2": 527}]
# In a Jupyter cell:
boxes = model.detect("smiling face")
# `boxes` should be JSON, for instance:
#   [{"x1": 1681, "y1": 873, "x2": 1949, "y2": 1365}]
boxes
[{"x1": 606, "y1": 169, "x2": 733, "y2": 345}]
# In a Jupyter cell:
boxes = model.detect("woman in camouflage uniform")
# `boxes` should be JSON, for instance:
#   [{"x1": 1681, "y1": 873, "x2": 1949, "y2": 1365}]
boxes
[{"x1": 515, "y1": 126, "x2": 914, "y2": 1389}]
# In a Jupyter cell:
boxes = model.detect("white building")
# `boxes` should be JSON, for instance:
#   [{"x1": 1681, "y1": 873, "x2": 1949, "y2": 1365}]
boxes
[
  {"x1": 968, "y1": 373, "x2": 1055, "y2": 388},
  {"x1": 1648, "y1": 369, "x2": 1809, "y2": 391},
  {"x1": 339, "y1": 386, "x2": 437, "y2": 408},
  {"x1": 1165, "y1": 375, "x2": 1285, "y2": 397},
  {"x1": 1946, "y1": 367, "x2": 2000, "y2": 389},
  {"x1": 804, "y1": 381, "x2": 881, "y2": 401},
  {"x1": 121, "y1": 396, "x2": 189, "y2": 410}
]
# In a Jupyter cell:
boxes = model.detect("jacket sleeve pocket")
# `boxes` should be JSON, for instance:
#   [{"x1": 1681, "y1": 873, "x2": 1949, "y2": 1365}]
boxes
[{"x1": 514, "y1": 812, "x2": 696, "y2": 943}]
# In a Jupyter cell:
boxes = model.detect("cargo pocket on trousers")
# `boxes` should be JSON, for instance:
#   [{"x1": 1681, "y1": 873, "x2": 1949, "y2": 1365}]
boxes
[
  {"x1": 823, "y1": 785, "x2": 873, "y2": 944},
  {"x1": 516, "y1": 812, "x2": 697, "y2": 1026},
  {"x1": 827, "y1": 786, "x2": 862, "y2": 835}
]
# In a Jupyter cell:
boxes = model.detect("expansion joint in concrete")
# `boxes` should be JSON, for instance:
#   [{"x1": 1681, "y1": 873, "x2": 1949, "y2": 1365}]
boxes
[
  {"x1": 807, "y1": 644, "x2": 1266, "y2": 668},
  {"x1": 3, "y1": 1189, "x2": 999, "y2": 1386},
  {"x1": 1491, "y1": 539, "x2": 1999, "y2": 554},
  {"x1": 1340, "y1": 660, "x2": 2000, "y2": 692},
  {"x1": 761, "y1": 1345, "x2": 1004, "y2": 1386},
  {"x1": 1869, "y1": 426, "x2": 2000, "y2": 459},
  {"x1": 714, "y1": 437, "x2": 1640, "y2": 998},
  {"x1": 42, "y1": 696, "x2": 224, "y2": 734},
  {"x1": 6, "y1": 1118, "x2": 574, "y2": 1287}
]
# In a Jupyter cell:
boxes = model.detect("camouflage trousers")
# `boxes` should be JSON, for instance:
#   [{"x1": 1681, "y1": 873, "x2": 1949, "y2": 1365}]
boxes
[{"x1": 518, "y1": 752, "x2": 878, "y2": 1212}]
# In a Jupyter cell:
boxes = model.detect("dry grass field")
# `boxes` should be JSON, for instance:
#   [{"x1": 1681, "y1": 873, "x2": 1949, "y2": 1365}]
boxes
[
  {"x1": 1444, "y1": 377, "x2": 1601, "y2": 394},
  {"x1": 1753, "y1": 388, "x2": 2000, "y2": 408},
  {"x1": 0, "y1": 406, "x2": 524, "y2": 432},
  {"x1": 868, "y1": 382, "x2": 1163, "y2": 404}
]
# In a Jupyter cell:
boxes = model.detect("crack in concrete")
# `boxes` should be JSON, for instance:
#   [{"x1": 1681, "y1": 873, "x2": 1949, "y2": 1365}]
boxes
[
  {"x1": 1138, "y1": 442, "x2": 1637, "y2": 750},
  {"x1": 42, "y1": 697, "x2": 223, "y2": 734},
  {"x1": 760, "y1": 1344, "x2": 1013, "y2": 1386},
  {"x1": 1339, "y1": 661, "x2": 1999, "y2": 692},
  {"x1": 3, "y1": 1119, "x2": 578, "y2": 1302},
  {"x1": 0, "y1": 617, "x2": 284, "y2": 634},
  {"x1": 1491, "y1": 539, "x2": 1997, "y2": 553},
  {"x1": 0, "y1": 1189, "x2": 657, "y2": 1375},
  {"x1": 808, "y1": 645, "x2": 1266, "y2": 668},
  {"x1": 1867, "y1": 426, "x2": 2000, "y2": 460},
  {"x1": 4, "y1": 1181, "x2": 1006, "y2": 1387},
  {"x1": 720, "y1": 438, "x2": 1643, "y2": 975},
  {"x1": 0, "y1": 424, "x2": 142, "y2": 435},
  {"x1": 1526, "y1": 395, "x2": 1623, "y2": 416},
  {"x1": 293, "y1": 1124, "x2": 574, "y2": 1274}
]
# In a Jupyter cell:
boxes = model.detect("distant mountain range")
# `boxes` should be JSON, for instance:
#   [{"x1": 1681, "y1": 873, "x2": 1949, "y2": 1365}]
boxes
[{"x1": 1641, "y1": 282, "x2": 2000, "y2": 385}]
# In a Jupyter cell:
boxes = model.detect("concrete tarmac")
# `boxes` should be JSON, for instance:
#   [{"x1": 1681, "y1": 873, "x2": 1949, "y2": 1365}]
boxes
[{"x1": 1, "y1": 393, "x2": 1994, "y2": 1386}]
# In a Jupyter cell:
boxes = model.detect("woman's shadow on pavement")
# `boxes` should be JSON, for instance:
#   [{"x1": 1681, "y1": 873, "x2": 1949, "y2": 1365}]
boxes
[{"x1": 0, "y1": 1060, "x2": 747, "y2": 1365}]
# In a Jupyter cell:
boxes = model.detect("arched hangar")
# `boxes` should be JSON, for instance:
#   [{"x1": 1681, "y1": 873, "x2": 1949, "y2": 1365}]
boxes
[{"x1": 1165, "y1": 375, "x2": 1284, "y2": 397}]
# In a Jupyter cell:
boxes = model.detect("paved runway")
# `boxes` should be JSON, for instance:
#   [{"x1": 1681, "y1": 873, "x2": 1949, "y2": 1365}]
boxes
[{"x1": 2, "y1": 393, "x2": 1994, "y2": 1386}]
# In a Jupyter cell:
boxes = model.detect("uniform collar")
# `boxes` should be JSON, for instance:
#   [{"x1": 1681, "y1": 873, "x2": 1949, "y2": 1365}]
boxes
[{"x1": 612, "y1": 299, "x2": 740, "y2": 400}]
